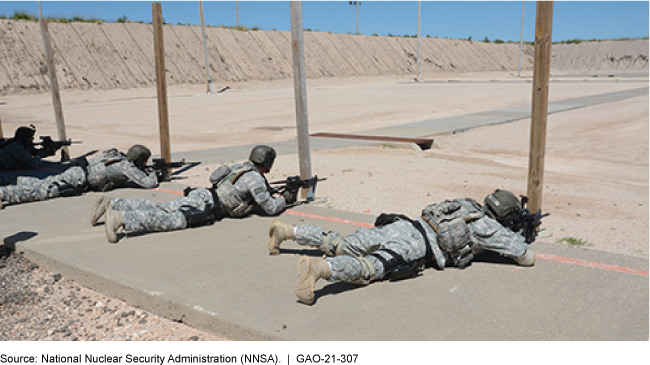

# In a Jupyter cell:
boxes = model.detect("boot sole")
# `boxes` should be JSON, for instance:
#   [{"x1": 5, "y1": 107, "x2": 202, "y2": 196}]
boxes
[{"x1": 91, "y1": 195, "x2": 109, "y2": 226}]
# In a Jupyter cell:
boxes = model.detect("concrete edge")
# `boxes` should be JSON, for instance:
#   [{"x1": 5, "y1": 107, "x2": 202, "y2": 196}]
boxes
[{"x1": 18, "y1": 246, "x2": 282, "y2": 341}]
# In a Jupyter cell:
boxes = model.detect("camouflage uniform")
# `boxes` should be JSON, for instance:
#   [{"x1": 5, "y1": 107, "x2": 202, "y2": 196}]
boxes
[
  {"x1": 111, "y1": 163, "x2": 286, "y2": 234},
  {"x1": 0, "y1": 150, "x2": 157, "y2": 205},
  {"x1": 0, "y1": 166, "x2": 86, "y2": 203},
  {"x1": 295, "y1": 215, "x2": 531, "y2": 284}
]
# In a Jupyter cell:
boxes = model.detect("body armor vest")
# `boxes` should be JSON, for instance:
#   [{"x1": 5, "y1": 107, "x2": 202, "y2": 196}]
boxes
[
  {"x1": 213, "y1": 162, "x2": 255, "y2": 217},
  {"x1": 86, "y1": 148, "x2": 128, "y2": 190}
]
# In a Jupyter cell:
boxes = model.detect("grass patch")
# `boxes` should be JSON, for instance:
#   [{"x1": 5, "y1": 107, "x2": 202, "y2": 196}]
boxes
[{"x1": 556, "y1": 236, "x2": 592, "y2": 247}]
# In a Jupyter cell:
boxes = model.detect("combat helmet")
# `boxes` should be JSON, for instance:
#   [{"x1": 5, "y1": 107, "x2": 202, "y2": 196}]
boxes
[
  {"x1": 14, "y1": 125, "x2": 37, "y2": 146},
  {"x1": 126, "y1": 145, "x2": 151, "y2": 167},
  {"x1": 483, "y1": 189, "x2": 523, "y2": 230},
  {"x1": 249, "y1": 145, "x2": 276, "y2": 171}
]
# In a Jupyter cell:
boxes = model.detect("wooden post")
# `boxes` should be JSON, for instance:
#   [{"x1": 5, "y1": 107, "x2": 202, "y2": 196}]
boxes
[
  {"x1": 290, "y1": 2, "x2": 312, "y2": 199},
  {"x1": 527, "y1": 1, "x2": 553, "y2": 215},
  {"x1": 0, "y1": 118, "x2": 4, "y2": 139},
  {"x1": 39, "y1": 2, "x2": 69, "y2": 161},
  {"x1": 518, "y1": 1, "x2": 525, "y2": 77},
  {"x1": 152, "y1": 2, "x2": 171, "y2": 164},
  {"x1": 417, "y1": 1, "x2": 421, "y2": 82},
  {"x1": 199, "y1": 1, "x2": 213, "y2": 94}
]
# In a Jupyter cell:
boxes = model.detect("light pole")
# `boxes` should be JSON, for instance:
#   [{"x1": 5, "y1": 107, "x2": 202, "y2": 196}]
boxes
[
  {"x1": 349, "y1": 1, "x2": 360, "y2": 35},
  {"x1": 236, "y1": 1, "x2": 239, "y2": 27}
]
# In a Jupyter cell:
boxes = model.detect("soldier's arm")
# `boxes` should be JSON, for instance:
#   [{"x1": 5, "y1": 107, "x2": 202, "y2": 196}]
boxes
[
  {"x1": 245, "y1": 173, "x2": 286, "y2": 215},
  {"x1": 121, "y1": 161, "x2": 159, "y2": 189},
  {"x1": 9, "y1": 144, "x2": 42, "y2": 169}
]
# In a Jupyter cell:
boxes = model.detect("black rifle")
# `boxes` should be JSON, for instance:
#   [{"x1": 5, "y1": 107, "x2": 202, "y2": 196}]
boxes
[
  {"x1": 143, "y1": 158, "x2": 198, "y2": 182},
  {"x1": 34, "y1": 136, "x2": 82, "y2": 150},
  {"x1": 269, "y1": 175, "x2": 327, "y2": 200},
  {"x1": 509, "y1": 196, "x2": 550, "y2": 244}
]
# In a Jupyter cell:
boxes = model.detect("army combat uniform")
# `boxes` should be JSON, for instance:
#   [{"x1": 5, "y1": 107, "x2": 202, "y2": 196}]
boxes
[
  {"x1": 293, "y1": 213, "x2": 531, "y2": 284},
  {"x1": 0, "y1": 149, "x2": 157, "y2": 206},
  {"x1": 106, "y1": 162, "x2": 286, "y2": 234},
  {"x1": 269, "y1": 195, "x2": 537, "y2": 304}
]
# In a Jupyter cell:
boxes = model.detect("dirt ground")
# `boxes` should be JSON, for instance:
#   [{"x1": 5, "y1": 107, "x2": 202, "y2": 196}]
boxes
[{"x1": 0, "y1": 71, "x2": 647, "y2": 259}]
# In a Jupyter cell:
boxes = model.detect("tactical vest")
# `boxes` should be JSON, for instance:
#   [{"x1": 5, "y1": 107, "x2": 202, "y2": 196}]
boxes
[
  {"x1": 86, "y1": 148, "x2": 129, "y2": 189},
  {"x1": 213, "y1": 162, "x2": 256, "y2": 217},
  {"x1": 421, "y1": 198, "x2": 484, "y2": 268}
]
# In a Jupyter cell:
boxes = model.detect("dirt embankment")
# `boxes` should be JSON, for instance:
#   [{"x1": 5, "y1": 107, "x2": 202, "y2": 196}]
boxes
[{"x1": 0, "y1": 19, "x2": 647, "y2": 94}]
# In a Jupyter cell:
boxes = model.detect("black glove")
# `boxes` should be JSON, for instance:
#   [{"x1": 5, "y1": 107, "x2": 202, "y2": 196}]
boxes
[{"x1": 282, "y1": 188, "x2": 298, "y2": 204}]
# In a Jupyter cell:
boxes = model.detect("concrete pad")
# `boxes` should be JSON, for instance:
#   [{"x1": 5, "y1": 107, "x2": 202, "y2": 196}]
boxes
[{"x1": 2, "y1": 184, "x2": 647, "y2": 340}]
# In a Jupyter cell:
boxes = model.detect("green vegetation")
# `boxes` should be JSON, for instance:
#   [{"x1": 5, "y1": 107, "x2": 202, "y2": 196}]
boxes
[{"x1": 556, "y1": 236, "x2": 592, "y2": 247}]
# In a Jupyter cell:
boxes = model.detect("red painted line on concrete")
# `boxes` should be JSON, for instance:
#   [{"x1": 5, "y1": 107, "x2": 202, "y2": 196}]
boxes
[
  {"x1": 153, "y1": 187, "x2": 184, "y2": 196},
  {"x1": 285, "y1": 209, "x2": 374, "y2": 228},
  {"x1": 536, "y1": 253, "x2": 648, "y2": 277},
  {"x1": 154, "y1": 187, "x2": 647, "y2": 277}
]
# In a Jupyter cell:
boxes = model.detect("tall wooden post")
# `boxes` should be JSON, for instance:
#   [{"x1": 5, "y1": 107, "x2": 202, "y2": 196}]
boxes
[
  {"x1": 527, "y1": 1, "x2": 553, "y2": 215},
  {"x1": 39, "y1": 2, "x2": 69, "y2": 161},
  {"x1": 152, "y1": 2, "x2": 171, "y2": 164},
  {"x1": 199, "y1": 1, "x2": 213, "y2": 94},
  {"x1": 518, "y1": 1, "x2": 525, "y2": 77},
  {"x1": 290, "y1": 2, "x2": 312, "y2": 199},
  {"x1": 417, "y1": 1, "x2": 421, "y2": 82}
]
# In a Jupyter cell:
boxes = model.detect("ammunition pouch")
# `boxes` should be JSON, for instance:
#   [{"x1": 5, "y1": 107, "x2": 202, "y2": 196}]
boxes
[
  {"x1": 179, "y1": 205, "x2": 215, "y2": 228},
  {"x1": 421, "y1": 199, "x2": 484, "y2": 269},
  {"x1": 54, "y1": 182, "x2": 84, "y2": 197},
  {"x1": 370, "y1": 248, "x2": 425, "y2": 282}
]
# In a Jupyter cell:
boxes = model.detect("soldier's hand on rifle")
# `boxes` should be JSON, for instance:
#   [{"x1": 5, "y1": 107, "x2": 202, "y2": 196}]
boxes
[{"x1": 282, "y1": 187, "x2": 299, "y2": 204}]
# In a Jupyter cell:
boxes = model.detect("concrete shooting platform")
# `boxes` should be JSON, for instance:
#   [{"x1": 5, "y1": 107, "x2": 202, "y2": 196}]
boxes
[
  {"x1": 1, "y1": 85, "x2": 648, "y2": 340},
  {"x1": 2, "y1": 188, "x2": 648, "y2": 340}
]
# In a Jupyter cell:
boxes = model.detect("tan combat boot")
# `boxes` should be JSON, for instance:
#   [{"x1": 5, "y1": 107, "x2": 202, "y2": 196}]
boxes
[
  {"x1": 268, "y1": 219, "x2": 295, "y2": 255},
  {"x1": 105, "y1": 209, "x2": 125, "y2": 244},
  {"x1": 295, "y1": 256, "x2": 331, "y2": 305},
  {"x1": 514, "y1": 248, "x2": 536, "y2": 267},
  {"x1": 90, "y1": 194, "x2": 110, "y2": 226}
]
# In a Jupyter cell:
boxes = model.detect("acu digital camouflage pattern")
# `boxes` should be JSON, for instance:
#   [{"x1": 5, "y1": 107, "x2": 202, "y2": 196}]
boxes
[
  {"x1": 115, "y1": 163, "x2": 285, "y2": 233},
  {"x1": 0, "y1": 166, "x2": 85, "y2": 203},
  {"x1": 0, "y1": 148, "x2": 157, "y2": 206},
  {"x1": 294, "y1": 213, "x2": 531, "y2": 284},
  {"x1": 112, "y1": 188, "x2": 215, "y2": 232}
]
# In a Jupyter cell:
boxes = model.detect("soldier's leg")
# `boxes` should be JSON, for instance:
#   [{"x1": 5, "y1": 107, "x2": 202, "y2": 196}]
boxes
[
  {"x1": 0, "y1": 176, "x2": 53, "y2": 203},
  {"x1": 293, "y1": 225, "x2": 386, "y2": 257},
  {"x1": 295, "y1": 254, "x2": 384, "y2": 305},
  {"x1": 118, "y1": 190, "x2": 211, "y2": 234},
  {"x1": 0, "y1": 167, "x2": 86, "y2": 205},
  {"x1": 327, "y1": 255, "x2": 384, "y2": 283},
  {"x1": 122, "y1": 209, "x2": 188, "y2": 233}
]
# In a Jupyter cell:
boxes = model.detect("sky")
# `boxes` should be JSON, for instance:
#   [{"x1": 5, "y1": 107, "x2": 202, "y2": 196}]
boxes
[{"x1": 0, "y1": 1, "x2": 648, "y2": 42}]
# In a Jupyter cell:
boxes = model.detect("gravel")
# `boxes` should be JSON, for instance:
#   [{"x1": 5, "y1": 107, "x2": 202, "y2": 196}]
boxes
[{"x1": 0, "y1": 246, "x2": 226, "y2": 341}]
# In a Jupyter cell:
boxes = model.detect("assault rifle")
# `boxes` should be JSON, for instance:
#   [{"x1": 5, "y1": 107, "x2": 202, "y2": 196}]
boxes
[
  {"x1": 510, "y1": 196, "x2": 550, "y2": 244},
  {"x1": 270, "y1": 175, "x2": 327, "y2": 201},
  {"x1": 34, "y1": 136, "x2": 82, "y2": 150},
  {"x1": 143, "y1": 158, "x2": 199, "y2": 182}
]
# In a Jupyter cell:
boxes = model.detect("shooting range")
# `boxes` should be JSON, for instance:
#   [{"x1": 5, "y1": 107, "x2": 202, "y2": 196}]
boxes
[{"x1": 0, "y1": 0, "x2": 647, "y2": 345}]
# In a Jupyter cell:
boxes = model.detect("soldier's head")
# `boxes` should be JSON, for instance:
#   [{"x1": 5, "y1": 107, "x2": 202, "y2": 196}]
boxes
[
  {"x1": 483, "y1": 189, "x2": 524, "y2": 230},
  {"x1": 126, "y1": 144, "x2": 151, "y2": 167},
  {"x1": 14, "y1": 125, "x2": 36, "y2": 146},
  {"x1": 249, "y1": 145, "x2": 276, "y2": 173}
]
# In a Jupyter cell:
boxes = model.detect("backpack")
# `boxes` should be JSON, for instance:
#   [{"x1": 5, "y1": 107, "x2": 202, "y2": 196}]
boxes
[{"x1": 421, "y1": 198, "x2": 484, "y2": 268}]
